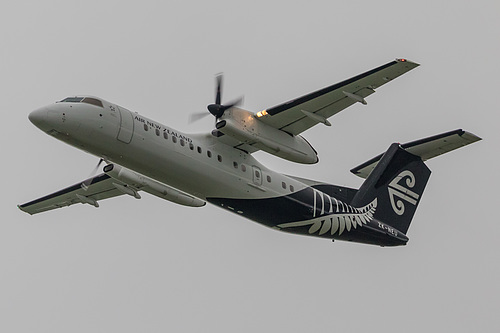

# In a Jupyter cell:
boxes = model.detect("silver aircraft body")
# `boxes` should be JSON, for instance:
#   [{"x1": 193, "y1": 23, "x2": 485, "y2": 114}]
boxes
[{"x1": 19, "y1": 59, "x2": 481, "y2": 246}]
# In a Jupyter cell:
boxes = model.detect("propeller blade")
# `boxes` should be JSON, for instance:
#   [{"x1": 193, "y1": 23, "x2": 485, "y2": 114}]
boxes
[
  {"x1": 222, "y1": 96, "x2": 244, "y2": 110},
  {"x1": 81, "y1": 158, "x2": 105, "y2": 190},
  {"x1": 215, "y1": 74, "x2": 222, "y2": 105},
  {"x1": 91, "y1": 158, "x2": 105, "y2": 175},
  {"x1": 188, "y1": 112, "x2": 211, "y2": 124}
]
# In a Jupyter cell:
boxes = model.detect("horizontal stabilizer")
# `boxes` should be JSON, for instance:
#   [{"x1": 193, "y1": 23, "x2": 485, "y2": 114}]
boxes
[{"x1": 351, "y1": 129, "x2": 482, "y2": 179}]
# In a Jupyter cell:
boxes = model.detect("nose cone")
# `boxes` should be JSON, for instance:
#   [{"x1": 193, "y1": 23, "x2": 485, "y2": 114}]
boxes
[{"x1": 28, "y1": 107, "x2": 50, "y2": 131}]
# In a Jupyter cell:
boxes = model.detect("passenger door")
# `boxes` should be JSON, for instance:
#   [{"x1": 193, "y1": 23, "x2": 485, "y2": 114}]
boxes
[{"x1": 116, "y1": 106, "x2": 134, "y2": 143}]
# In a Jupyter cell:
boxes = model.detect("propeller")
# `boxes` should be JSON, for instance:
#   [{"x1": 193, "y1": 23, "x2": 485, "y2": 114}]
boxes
[
  {"x1": 207, "y1": 74, "x2": 243, "y2": 118},
  {"x1": 188, "y1": 73, "x2": 243, "y2": 124},
  {"x1": 188, "y1": 112, "x2": 210, "y2": 124},
  {"x1": 81, "y1": 158, "x2": 105, "y2": 190}
]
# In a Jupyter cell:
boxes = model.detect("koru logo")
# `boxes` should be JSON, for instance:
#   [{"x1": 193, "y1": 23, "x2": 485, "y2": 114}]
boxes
[{"x1": 388, "y1": 170, "x2": 419, "y2": 215}]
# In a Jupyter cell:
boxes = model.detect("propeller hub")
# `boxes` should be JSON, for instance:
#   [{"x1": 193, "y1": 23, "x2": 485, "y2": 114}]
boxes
[{"x1": 207, "y1": 104, "x2": 225, "y2": 118}]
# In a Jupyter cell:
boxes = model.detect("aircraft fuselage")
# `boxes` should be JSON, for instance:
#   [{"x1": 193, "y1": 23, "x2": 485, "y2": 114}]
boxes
[{"x1": 28, "y1": 97, "x2": 408, "y2": 246}]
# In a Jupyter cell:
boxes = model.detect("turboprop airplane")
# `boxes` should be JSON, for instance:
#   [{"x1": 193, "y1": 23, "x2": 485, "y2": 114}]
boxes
[{"x1": 18, "y1": 59, "x2": 481, "y2": 246}]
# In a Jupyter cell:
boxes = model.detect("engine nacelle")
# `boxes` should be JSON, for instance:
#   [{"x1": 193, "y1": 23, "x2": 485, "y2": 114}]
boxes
[
  {"x1": 103, "y1": 164, "x2": 206, "y2": 207},
  {"x1": 216, "y1": 108, "x2": 318, "y2": 164}
]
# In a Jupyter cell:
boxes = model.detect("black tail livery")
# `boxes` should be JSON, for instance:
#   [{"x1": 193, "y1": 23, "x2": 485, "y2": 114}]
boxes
[
  {"x1": 347, "y1": 129, "x2": 480, "y2": 245},
  {"x1": 352, "y1": 143, "x2": 431, "y2": 235}
]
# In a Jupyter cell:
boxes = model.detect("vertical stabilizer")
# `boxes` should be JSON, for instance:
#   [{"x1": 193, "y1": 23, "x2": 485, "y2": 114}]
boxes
[{"x1": 351, "y1": 144, "x2": 431, "y2": 234}]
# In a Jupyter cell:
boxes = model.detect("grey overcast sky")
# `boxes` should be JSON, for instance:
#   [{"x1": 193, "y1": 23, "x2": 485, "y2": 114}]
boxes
[{"x1": 2, "y1": 0, "x2": 498, "y2": 332}]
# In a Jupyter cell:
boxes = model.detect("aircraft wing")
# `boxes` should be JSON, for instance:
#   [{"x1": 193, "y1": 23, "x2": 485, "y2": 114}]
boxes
[
  {"x1": 351, "y1": 129, "x2": 482, "y2": 179},
  {"x1": 18, "y1": 174, "x2": 135, "y2": 215},
  {"x1": 19, "y1": 164, "x2": 206, "y2": 215},
  {"x1": 257, "y1": 59, "x2": 419, "y2": 135}
]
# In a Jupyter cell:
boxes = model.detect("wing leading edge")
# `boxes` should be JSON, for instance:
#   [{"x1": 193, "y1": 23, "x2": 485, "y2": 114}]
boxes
[{"x1": 257, "y1": 59, "x2": 419, "y2": 135}]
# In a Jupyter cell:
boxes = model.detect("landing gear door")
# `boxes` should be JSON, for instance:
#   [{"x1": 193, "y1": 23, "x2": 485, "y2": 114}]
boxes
[
  {"x1": 252, "y1": 166, "x2": 262, "y2": 186},
  {"x1": 117, "y1": 106, "x2": 134, "y2": 144}
]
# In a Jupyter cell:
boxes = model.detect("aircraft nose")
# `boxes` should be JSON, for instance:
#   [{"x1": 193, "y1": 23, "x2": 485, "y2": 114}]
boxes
[
  {"x1": 28, "y1": 107, "x2": 50, "y2": 131},
  {"x1": 29, "y1": 107, "x2": 47, "y2": 125}
]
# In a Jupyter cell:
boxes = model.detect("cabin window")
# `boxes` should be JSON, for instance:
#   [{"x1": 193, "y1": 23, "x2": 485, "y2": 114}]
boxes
[
  {"x1": 290, "y1": 185, "x2": 294, "y2": 192},
  {"x1": 207, "y1": 151, "x2": 212, "y2": 158},
  {"x1": 241, "y1": 164, "x2": 246, "y2": 172},
  {"x1": 266, "y1": 175, "x2": 271, "y2": 183},
  {"x1": 233, "y1": 162, "x2": 238, "y2": 168},
  {"x1": 180, "y1": 139, "x2": 185, "y2": 146},
  {"x1": 172, "y1": 136, "x2": 177, "y2": 143},
  {"x1": 189, "y1": 143, "x2": 194, "y2": 150},
  {"x1": 282, "y1": 181, "x2": 286, "y2": 189},
  {"x1": 155, "y1": 129, "x2": 160, "y2": 136},
  {"x1": 143, "y1": 124, "x2": 148, "y2": 131},
  {"x1": 197, "y1": 146, "x2": 202, "y2": 154},
  {"x1": 217, "y1": 155, "x2": 222, "y2": 162},
  {"x1": 163, "y1": 132, "x2": 168, "y2": 140}
]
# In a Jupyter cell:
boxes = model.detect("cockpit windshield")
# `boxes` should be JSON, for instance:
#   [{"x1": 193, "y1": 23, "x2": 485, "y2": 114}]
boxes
[
  {"x1": 60, "y1": 97, "x2": 83, "y2": 103},
  {"x1": 59, "y1": 97, "x2": 103, "y2": 108}
]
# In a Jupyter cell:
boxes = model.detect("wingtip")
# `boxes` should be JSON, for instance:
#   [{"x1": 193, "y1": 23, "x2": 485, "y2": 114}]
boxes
[
  {"x1": 396, "y1": 58, "x2": 420, "y2": 66},
  {"x1": 461, "y1": 130, "x2": 482, "y2": 142},
  {"x1": 17, "y1": 204, "x2": 32, "y2": 215}
]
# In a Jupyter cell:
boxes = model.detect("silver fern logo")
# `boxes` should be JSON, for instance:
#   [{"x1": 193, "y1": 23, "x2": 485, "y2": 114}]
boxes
[
  {"x1": 276, "y1": 199, "x2": 377, "y2": 236},
  {"x1": 388, "y1": 170, "x2": 419, "y2": 215}
]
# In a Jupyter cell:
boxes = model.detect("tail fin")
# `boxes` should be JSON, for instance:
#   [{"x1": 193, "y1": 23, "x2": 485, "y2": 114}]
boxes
[
  {"x1": 350, "y1": 129, "x2": 481, "y2": 234},
  {"x1": 351, "y1": 144, "x2": 431, "y2": 234}
]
